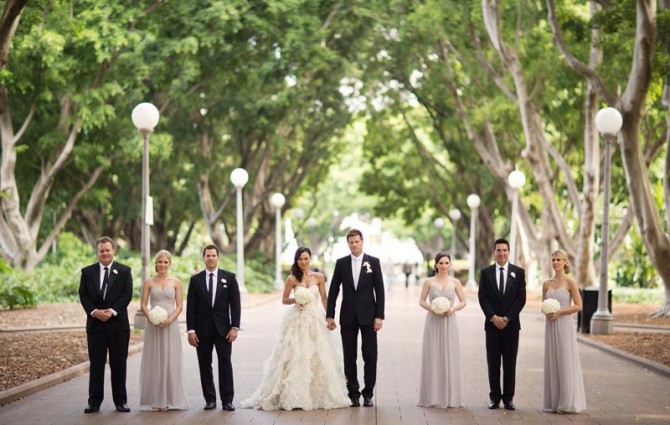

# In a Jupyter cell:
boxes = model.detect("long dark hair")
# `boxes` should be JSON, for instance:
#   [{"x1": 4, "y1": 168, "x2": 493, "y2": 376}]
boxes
[
  {"x1": 291, "y1": 247, "x2": 312, "y2": 282},
  {"x1": 434, "y1": 251, "x2": 451, "y2": 272}
]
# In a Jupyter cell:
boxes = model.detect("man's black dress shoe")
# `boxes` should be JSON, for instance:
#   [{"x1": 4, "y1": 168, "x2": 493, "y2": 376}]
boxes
[
  {"x1": 488, "y1": 401, "x2": 500, "y2": 409},
  {"x1": 363, "y1": 396, "x2": 374, "y2": 407},
  {"x1": 504, "y1": 402, "x2": 516, "y2": 411},
  {"x1": 204, "y1": 401, "x2": 216, "y2": 410},
  {"x1": 115, "y1": 404, "x2": 131, "y2": 412},
  {"x1": 350, "y1": 397, "x2": 360, "y2": 407},
  {"x1": 84, "y1": 405, "x2": 99, "y2": 413},
  {"x1": 222, "y1": 402, "x2": 235, "y2": 411}
]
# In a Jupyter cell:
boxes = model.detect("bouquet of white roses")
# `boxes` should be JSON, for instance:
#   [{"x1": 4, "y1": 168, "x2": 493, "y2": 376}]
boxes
[
  {"x1": 431, "y1": 296, "x2": 451, "y2": 315},
  {"x1": 294, "y1": 286, "x2": 313, "y2": 306},
  {"x1": 148, "y1": 305, "x2": 168, "y2": 325},
  {"x1": 541, "y1": 298, "x2": 561, "y2": 315}
]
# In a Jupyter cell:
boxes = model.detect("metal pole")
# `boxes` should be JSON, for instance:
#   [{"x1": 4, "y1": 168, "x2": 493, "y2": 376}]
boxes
[
  {"x1": 275, "y1": 207, "x2": 283, "y2": 289},
  {"x1": 467, "y1": 207, "x2": 478, "y2": 290},
  {"x1": 236, "y1": 188, "x2": 247, "y2": 293},
  {"x1": 450, "y1": 222, "x2": 457, "y2": 277},
  {"x1": 509, "y1": 190, "x2": 519, "y2": 264},
  {"x1": 135, "y1": 130, "x2": 150, "y2": 330},
  {"x1": 591, "y1": 133, "x2": 614, "y2": 334}
]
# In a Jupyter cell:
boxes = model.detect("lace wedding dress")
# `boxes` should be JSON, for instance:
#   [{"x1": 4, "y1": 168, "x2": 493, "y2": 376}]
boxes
[{"x1": 241, "y1": 285, "x2": 350, "y2": 410}]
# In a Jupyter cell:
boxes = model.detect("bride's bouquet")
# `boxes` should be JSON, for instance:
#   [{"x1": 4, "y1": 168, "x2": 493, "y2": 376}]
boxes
[
  {"x1": 148, "y1": 305, "x2": 168, "y2": 325},
  {"x1": 541, "y1": 298, "x2": 561, "y2": 315},
  {"x1": 430, "y1": 296, "x2": 451, "y2": 315},
  {"x1": 294, "y1": 286, "x2": 313, "y2": 306}
]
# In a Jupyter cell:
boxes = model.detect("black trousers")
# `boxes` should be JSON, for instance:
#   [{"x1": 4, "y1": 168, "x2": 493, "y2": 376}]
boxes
[
  {"x1": 485, "y1": 328, "x2": 519, "y2": 404},
  {"x1": 341, "y1": 322, "x2": 377, "y2": 399},
  {"x1": 87, "y1": 330, "x2": 129, "y2": 407},
  {"x1": 196, "y1": 332, "x2": 234, "y2": 403}
]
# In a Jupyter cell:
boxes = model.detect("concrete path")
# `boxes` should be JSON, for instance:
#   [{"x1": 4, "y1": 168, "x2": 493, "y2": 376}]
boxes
[{"x1": 1, "y1": 285, "x2": 669, "y2": 425}]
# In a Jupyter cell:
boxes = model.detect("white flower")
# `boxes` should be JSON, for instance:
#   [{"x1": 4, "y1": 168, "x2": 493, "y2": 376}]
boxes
[
  {"x1": 510, "y1": 271, "x2": 516, "y2": 278},
  {"x1": 363, "y1": 261, "x2": 372, "y2": 273},
  {"x1": 430, "y1": 296, "x2": 451, "y2": 315},
  {"x1": 148, "y1": 305, "x2": 168, "y2": 325},
  {"x1": 221, "y1": 278, "x2": 227, "y2": 283},
  {"x1": 541, "y1": 298, "x2": 561, "y2": 315},
  {"x1": 294, "y1": 286, "x2": 313, "y2": 305},
  {"x1": 112, "y1": 269, "x2": 118, "y2": 275}
]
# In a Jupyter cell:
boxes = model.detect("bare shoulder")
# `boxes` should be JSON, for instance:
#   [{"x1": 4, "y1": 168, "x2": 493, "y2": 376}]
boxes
[{"x1": 452, "y1": 277, "x2": 464, "y2": 288}]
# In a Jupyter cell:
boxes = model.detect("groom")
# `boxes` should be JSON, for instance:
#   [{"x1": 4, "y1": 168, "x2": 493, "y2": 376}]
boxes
[
  {"x1": 187, "y1": 244, "x2": 241, "y2": 411},
  {"x1": 327, "y1": 229, "x2": 385, "y2": 408},
  {"x1": 478, "y1": 238, "x2": 526, "y2": 411}
]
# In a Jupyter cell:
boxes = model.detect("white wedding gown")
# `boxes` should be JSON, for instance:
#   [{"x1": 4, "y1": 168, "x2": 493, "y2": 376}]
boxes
[{"x1": 241, "y1": 285, "x2": 350, "y2": 410}]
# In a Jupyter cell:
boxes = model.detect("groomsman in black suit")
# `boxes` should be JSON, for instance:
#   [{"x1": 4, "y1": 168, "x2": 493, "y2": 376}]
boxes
[
  {"x1": 478, "y1": 238, "x2": 526, "y2": 411},
  {"x1": 327, "y1": 229, "x2": 385, "y2": 408},
  {"x1": 187, "y1": 245, "x2": 241, "y2": 411},
  {"x1": 78, "y1": 236, "x2": 133, "y2": 413}
]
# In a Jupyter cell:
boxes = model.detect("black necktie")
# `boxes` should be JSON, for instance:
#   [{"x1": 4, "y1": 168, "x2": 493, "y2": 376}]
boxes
[
  {"x1": 102, "y1": 267, "x2": 109, "y2": 299},
  {"x1": 208, "y1": 273, "x2": 214, "y2": 305},
  {"x1": 499, "y1": 267, "x2": 505, "y2": 295}
]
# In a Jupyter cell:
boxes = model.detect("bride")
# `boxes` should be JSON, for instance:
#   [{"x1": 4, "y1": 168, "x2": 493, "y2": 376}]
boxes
[{"x1": 240, "y1": 247, "x2": 350, "y2": 410}]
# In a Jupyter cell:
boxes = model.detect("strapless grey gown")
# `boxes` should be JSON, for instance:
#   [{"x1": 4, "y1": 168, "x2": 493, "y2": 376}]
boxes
[
  {"x1": 543, "y1": 288, "x2": 586, "y2": 413},
  {"x1": 139, "y1": 286, "x2": 188, "y2": 410}
]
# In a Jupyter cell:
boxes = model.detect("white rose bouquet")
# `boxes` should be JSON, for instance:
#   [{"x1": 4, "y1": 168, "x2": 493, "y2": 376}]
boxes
[
  {"x1": 541, "y1": 298, "x2": 561, "y2": 315},
  {"x1": 148, "y1": 305, "x2": 168, "y2": 325},
  {"x1": 431, "y1": 296, "x2": 451, "y2": 315},
  {"x1": 294, "y1": 286, "x2": 313, "y2": 306}
]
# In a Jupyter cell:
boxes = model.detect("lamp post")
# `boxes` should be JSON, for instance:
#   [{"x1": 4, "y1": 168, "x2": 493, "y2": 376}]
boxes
[
  {"x1": 131, "y1": 102, "x2": 159, "y2": 330},
  {"x1": 433, "y1": 217, "x2": 445, "y2": 251},
  {"x1": 507, "y1": 170, "x2": 526, "y2": 264},
  {"x1": 449, "y1": 209, "x2": 461, "y2": 277},
  {"x1": 466, "y1": 194, "x2": 481, "y2": 290},
  {"x1": 270, "y1": 193, "x2": 286, "y2": 290},
  {"x1": 230, "y1": 168, "x2": 249, "y2": 294},
  {"x1": 591, "y1": 107, "x2": 623, "y2": 335},
  {"x1": 293, "y1": 208, "x2": 304, "y2": 245}
]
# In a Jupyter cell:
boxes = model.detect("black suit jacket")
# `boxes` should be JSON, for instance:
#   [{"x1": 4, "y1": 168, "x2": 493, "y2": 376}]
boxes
[
  {"x1": 327, "y1": 254, "x2": 385, "y2": 326},
  {"x1": 186, "y1": 269, "x2": 241, "y2": 337},
  {"x1": 477, "y1": 263, "x2": 526, "y2": 331},
  {"x1": 79, "y1": 262, "x2": 133, "y2": 334}
]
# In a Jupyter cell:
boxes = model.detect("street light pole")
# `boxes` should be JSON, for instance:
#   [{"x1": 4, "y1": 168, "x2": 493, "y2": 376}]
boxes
[
  {"x1": 230, "y1": 168, "x2": 249, "y2": 294},
  {"x1": 433, "y1": 217, "x2": 445, "y2": 252},
  {"x1": 131, "y1": 102, "x2": 160, "y2": 330},
  {"x1": 449, "y1": 209, "x2": 461, "y2": 277},
  {"x1": 591, "y1": 107, "x2": 623, "y2": 335},
  {"x1": 466, "y1": 194, "x2": 481, "y2": 290},
  {"x1": 507, "y1": 170, "x2": 526, "y2": 264},
  {"x1": 270, "y1": 193, "x2": 286, "y2": 290}
]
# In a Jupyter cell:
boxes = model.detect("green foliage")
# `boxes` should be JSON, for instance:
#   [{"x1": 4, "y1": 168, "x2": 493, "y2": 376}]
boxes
[
  {"x1": 612, "y1": 287, "x2": 664, "y2": 305},
  {"x1": 614, "y1": 236, "x2": 660, "y2": 289}
]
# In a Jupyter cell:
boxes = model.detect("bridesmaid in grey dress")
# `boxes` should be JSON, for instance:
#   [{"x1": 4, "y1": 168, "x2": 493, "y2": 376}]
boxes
[
  {"x1": 139, "y1": 250, "x2": 189, "y2": 411},
  {"x1": 542, "y1": 249, "x2": 586, "y2": 413},
  {"x1": 418, "y1": 252, "x2": 466, "y2": 408}
]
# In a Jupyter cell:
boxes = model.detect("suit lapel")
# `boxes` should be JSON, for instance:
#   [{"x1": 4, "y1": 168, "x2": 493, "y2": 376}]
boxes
[{"x1": 93, "y1": 267, "x2": 102, "y2": 297}]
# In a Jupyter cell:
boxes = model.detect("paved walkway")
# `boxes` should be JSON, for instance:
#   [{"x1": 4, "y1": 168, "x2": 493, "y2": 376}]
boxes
[{"x1": 1, "y1": 285, "x2": 669, "y2": 425}]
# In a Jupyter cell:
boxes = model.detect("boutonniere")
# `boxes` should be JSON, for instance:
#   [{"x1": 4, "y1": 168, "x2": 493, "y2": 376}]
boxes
[
  {"x1": 363, "y1": 261, "x2": 372, "y2": 273},
  {"x1": 221, "y1": 278, "x2": 227, "y2": 283},
  {"x1": 220, "y1": 278, "x2": 227, "y2": 288},
  {"x1": 510, "y1": 271, "x2": 516, "y2": 279},
  {"x1": 112, "y1": 269, "x2": 118, "y2": 275}
]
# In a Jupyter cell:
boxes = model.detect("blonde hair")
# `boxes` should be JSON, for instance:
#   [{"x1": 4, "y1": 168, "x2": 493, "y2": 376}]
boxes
[
  {"x1": 551, "y1": 249, "x2": 570, "y2": 273},
  {"x1": 154, "y1": 249, "x2": 173, "y2": 272}
]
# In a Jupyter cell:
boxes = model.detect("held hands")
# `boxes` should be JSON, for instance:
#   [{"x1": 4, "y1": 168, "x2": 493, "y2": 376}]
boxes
[
  {"x1": 188, "y1": 332, "x2": 199, "y2": 348},
  {"x1": 491, "y1": 315, "x2": 509, "y2": 330},
  {"x1": 326, "y1": 318, "x2": 337, "y2": 331},
  {"x1": 93, "y1": 309, "x2": 113, "y2": 322}
]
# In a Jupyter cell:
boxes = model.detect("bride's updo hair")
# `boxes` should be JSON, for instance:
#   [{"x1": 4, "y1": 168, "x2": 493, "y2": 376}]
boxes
[
  {"x1": 551, "y1": 249, "x2": 570, "y2": 273},
  {"x1": 434, "y1": 251, "x2": 451, "y2": 272},
  {"x1": 291, "y1": 247, "x2": 312, "y2": 282}
]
